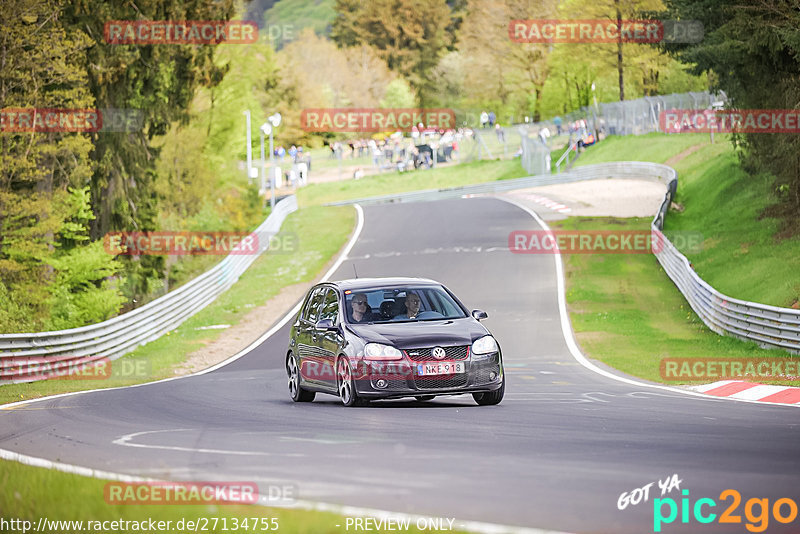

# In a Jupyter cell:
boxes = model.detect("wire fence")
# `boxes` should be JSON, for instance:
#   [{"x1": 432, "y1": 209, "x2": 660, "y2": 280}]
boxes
[{"x1": 517, "y1": 90, "x2": 728, "y2": 174}]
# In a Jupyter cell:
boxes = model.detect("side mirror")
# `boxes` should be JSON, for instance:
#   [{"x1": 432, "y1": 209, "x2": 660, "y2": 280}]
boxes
[
  {"x1": 471, "y1": 309, "x2": 488, "y2": 321},
  {"x1": 315, "y1": 318, "x2": 337, "y2": 331}
]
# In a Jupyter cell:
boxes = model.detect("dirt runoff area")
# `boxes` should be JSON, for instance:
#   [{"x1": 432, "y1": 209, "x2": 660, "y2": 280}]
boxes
[{"x1": 504, "y1": 178, "x2": 667, "y2": 219}]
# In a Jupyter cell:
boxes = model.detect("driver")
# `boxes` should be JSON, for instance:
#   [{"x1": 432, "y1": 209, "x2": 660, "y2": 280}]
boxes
[{"x1": 394, "y1": 291, "x2": 421, "y2": 320}]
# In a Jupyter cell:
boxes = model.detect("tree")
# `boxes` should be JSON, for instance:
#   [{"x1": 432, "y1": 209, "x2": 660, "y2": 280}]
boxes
[
  {"x1": 560, "y1": 0, "x2": 664, "y2": 101},
  {"x1": 61, "y1": 0, "x2": 235, "y2": 302},
  {"x1": 660, "y1": 0, "x2": 800, "y2": 227},
  {"x1": 381, "y1": 79, "x2": 417, "y2": 108},
  {"x1": 0, "y1": 0, "x2": 123, "y2": 332},
  {"x1": 331, "y1": 0, "x2": 455, "y2": 105},
  {"x1": 458, "y1": 0, "x2": 557, "y2": 122}
]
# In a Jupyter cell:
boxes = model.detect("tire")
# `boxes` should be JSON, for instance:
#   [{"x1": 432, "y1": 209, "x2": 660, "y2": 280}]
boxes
[
  {"x1": 473, "y1": 377, "x2": 504, "y2": 406},
  {"x1": 287, "y1": 353, "x2": 315, "y2": 402},
  {"x1": 415, "y1": 396, "x2": 435, "y2": 402},
  {"x1": 337, "y1": 357, "x2": 367, "y2": 407}
]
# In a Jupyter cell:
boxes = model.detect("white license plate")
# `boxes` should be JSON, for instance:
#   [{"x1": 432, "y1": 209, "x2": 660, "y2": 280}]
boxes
[{"x1": 417, "y1": 362, "x2": 465, "y2": 376}]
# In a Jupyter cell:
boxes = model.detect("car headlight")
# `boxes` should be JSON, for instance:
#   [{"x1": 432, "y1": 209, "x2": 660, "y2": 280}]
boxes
[
  {"x1": 364, "y1": 343, "x2": 403, "y2": 360},
  {"x1": 471, "y1": 335, "x2": 498, "y2": 355}
]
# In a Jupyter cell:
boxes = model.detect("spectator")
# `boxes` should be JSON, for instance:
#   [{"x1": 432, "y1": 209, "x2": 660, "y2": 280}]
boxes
[
  {"x1": 480, "y1": 111, "x2": 489, "y2": 129},
  {"x1": 488, "y1": 111, "x2": 496, "y2": 127},
  {"x1": 495, "y1": 123, "x2": 505, "y2": 143},
  {"x1": 553, "y1": 116, "x2": 563, "y2": 135},
  {"x1": 368, "y1": 139, "x2": 380, "y2": 167},
  {"x1": 538, "y1": 127, "x2": 551, "y2": 146}
]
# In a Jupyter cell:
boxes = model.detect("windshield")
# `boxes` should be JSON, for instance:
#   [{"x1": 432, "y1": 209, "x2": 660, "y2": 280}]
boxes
[{"x1": 345, "y1": 286, "x2": 466, "y2": 324}]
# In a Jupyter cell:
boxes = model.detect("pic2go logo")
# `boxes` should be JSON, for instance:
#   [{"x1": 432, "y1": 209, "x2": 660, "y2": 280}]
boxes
[{"x1": 653, "y1": 489, "x2": 799, "y2": 532}]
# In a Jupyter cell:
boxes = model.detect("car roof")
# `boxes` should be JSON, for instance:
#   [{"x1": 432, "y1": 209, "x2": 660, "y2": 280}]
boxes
[{"x1": 328, "y1": 277, "x2": 442, "y2": 291}]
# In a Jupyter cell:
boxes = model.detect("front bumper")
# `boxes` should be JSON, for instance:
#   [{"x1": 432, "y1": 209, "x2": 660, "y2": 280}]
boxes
[{"x1": 352, "y1": 352, "x2": 503, "y2": 398}]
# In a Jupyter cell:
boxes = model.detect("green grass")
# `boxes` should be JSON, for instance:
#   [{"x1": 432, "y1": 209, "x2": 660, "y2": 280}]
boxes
[
  {"x1": 575, "y1": 132, "x2": 711, "y2": 166},
  {"x1": 0, "y1": 460, "x2": 458, "y2": 533},
  {"x1": 298, "y1": 158, "x2": 527, "y2": 206},
  {"x1": 665, "y1": 143, "x2": 800, "y2": 307},
  {"x1": 0, "y1": 206, "x2": 355, "y2": 405},
  {"x1": 554, "y1": 217, "x2": 800, "y2": 385}
]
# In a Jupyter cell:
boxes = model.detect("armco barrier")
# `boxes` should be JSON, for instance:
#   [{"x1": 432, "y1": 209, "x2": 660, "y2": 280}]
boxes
[
  {"x1": 0, "y1": 196, "x2": 298, "y2": 383},
  {"x1": 327, "y1": 162, "x2": 800, "y2": 354}
]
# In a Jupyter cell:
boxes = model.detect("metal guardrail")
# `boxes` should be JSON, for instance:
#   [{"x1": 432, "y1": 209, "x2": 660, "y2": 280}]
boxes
[
  {"x1": 0, "y1": 196, "x2": 299, "y2": 383},
  {"x1": 554, "y1": 139, "x2": 579, "y2": 172},
  {"x1": 327, "y1": 161, "x2": 800, "y2": 354}
]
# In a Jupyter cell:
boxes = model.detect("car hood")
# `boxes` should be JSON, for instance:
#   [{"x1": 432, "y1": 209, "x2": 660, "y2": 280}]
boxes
[{"x1": 346, "y1": 318, "x2": 488, "y2": 349}]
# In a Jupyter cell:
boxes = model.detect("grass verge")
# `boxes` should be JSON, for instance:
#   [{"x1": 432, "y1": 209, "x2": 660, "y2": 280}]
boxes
[
  {"x1": 0, "y1": 205, "x2": 356, "y2": 405},
  {"x1": 556, "y1": 132, "x2": 800, "y2": 385},
  {"x1": 0, "y1": 459, "x2": 457, "y2": 534},
  {"x1": 575, "y1": 132, "x2": 711, "y2": 166},
  {"x1": 577, "y1": 132, "x2": 800, "y2": 307},
  {"x1": 554, "y1": 216, "x2": 799, "y2": 386}
]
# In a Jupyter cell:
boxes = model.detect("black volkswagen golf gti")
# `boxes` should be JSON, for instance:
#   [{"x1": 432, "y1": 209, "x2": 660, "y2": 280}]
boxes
[{"x1": 285, "y1": 277, "x2": 504, "y2": 406}]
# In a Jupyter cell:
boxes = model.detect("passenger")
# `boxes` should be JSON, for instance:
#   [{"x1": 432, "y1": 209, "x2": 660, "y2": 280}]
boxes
[
  {"x1": 349, "y1": 293, "x2": 374, "y2": 323},
  {"x1": 394, "y1": 292, "x2": 421, "y2": 320}
]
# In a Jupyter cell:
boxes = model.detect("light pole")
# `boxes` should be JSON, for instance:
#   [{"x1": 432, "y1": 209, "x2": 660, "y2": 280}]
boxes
[
  {"x1": 244, "y1": 110, "x2": 253, "y2": 184},
  {"x1": 259, "y1": 123, "x2": 270, "y2": 206},
  {"x1": 261, "y1": 112, "x2": 282, "y2": 209},
  {"x1": 591, "y1": 83, "x2": 600, "y2": 139}
]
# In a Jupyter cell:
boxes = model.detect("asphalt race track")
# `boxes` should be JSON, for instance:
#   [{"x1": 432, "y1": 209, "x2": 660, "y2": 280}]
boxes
[{"x1": 2, "y1": 197, "x2": 799, "y2": 533}]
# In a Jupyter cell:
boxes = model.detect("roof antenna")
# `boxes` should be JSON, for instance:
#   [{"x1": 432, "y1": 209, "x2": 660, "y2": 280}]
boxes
[{"x1": 352, "y1": 263, "x2": 359, "y2": 279}]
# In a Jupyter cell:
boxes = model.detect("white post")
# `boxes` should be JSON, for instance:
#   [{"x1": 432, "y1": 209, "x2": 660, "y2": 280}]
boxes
[
  {"x1": 244, "y1": 110, "x2": 252, "y2": 184},
  {"x1": 259, "y1": 128, "x2": 266, "y2": 196},
  {"x1": 269, "y1": 129, "x2": 275, "y2": 209}
]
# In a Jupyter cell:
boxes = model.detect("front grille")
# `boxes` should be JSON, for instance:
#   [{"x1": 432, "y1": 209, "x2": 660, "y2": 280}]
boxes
[
  {"x1": 416, "y1": 374, "x2": 468, "y2": 390},
  {"x1": 404, "y1": 345, "x2": 469, "y2": 362}
]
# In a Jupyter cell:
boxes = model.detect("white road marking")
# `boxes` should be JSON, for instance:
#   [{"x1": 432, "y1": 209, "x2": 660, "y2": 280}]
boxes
[{"x1": 113, "y1": 429, "x2": 304, "y2": 457}]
